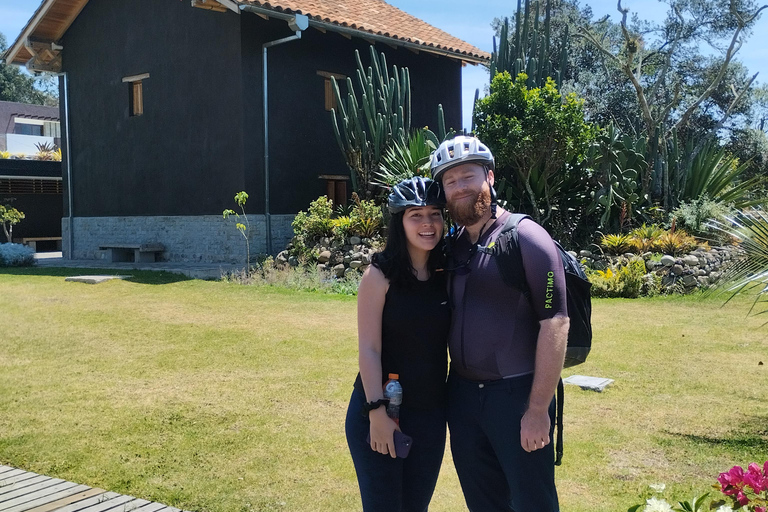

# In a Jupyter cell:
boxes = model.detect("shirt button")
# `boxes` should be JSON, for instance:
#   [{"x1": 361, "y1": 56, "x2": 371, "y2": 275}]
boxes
[{"x1": 478, "y1": 383, "x2": 485, "y2": 389}]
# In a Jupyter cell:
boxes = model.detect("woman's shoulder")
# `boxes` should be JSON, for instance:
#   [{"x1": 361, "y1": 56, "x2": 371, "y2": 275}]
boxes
[{"x1": 358, "y1": 263, "x2": 390, "y2": 297}]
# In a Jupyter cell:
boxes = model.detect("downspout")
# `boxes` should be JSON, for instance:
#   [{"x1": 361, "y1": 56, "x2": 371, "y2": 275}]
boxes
[
  {"x1": 240, "y1": 5, "x2": 308, "y2": 255},
  {"x1": 62, "y1": 72, "x2": 74, "y2": 259}
]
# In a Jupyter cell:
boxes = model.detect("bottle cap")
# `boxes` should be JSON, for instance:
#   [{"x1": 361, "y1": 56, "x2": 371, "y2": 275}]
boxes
[{"x1": 388, "y1": 373, "x2": 399, "y2": 379}]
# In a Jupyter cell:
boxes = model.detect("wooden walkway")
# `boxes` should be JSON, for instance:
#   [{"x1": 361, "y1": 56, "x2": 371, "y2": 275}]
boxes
[{"x1": 0, "y1": 466, "x2": 192, "y2": 512}]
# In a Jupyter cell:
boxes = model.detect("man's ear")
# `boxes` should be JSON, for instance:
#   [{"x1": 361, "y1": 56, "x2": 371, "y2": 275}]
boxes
[{"x1": 487, "y1": 168, "x2": 495, "y2": 187}]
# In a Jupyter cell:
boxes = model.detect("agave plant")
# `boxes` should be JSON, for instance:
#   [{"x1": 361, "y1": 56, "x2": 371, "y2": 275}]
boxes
[
  {"x1": 654, "y1": 231, "x2": 697, "y2": 256},
  {"x1": 375, "y1": 128, "x2": 438, "y2": 187},
  {"x1": 708, "y1": 209, "x2": 768, "y2": 320},
  {"x1": 628, "y1": 223, "x2": 665, "y2": 253},
  {"x1": 599, "y1": 233, "x2": 633, "y2": 255}
]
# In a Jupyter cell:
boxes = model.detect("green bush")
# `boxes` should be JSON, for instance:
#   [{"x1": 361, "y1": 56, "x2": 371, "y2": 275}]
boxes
[
  {"x1": 587, "y1": 258, "x2": 646, "y2": 298},
  {"x1": 671, "y1": 196, "x2": 734, "y2": 243}
]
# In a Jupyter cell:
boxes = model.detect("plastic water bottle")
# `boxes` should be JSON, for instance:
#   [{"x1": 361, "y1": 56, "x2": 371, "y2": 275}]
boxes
[{"x1": 383, "y1": 373, "x2": 403, "y2": 425}]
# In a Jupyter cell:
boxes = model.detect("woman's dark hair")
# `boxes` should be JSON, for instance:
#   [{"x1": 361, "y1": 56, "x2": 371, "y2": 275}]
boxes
[{"x1": 372, "y1": 209, "x2": 445, "y2": 286}]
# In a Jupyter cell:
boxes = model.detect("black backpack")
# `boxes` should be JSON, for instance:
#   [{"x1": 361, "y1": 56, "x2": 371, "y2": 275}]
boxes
[
  {"x1": 484, "y1": 213, "x2": 593, "y2": 466},
  {"x1": 490, "y1": 214, "x2": 593, "y2": 367}
]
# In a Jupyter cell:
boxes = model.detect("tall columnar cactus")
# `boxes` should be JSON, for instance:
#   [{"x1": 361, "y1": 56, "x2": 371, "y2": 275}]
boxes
[
  {"x1": 330, "y1": 46, "x2": 411, "y2": 198},
  {"x1": 488, "y1": 0, "x2": 568, "y2": 91}
]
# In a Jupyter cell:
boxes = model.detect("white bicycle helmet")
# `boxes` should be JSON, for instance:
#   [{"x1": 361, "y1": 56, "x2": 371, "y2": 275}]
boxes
[{"x1": 430, "y1": 135, "x2": 495, "y2": 182}]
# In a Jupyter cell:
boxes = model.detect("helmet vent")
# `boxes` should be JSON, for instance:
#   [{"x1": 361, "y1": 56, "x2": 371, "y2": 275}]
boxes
[
  {"x1": 448, "y1": 146, "x2": 455, "y2": 157},
  {"x1": 464, "y1": 142, "x2": 470, "y2": 151}
]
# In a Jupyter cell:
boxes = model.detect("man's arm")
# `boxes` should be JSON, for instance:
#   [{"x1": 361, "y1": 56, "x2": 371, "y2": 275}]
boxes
[{"x1": 520, "y1": 315, "x2": 568, "y2": 452}]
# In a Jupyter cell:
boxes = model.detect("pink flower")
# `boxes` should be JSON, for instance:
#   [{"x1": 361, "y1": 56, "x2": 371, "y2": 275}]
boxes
[
  {"x1": 745, "y1": 463, "x2": 766, "y2": 493},
  {"x1": 719, "y1": 466, "x2": 746, "y2": 494},
  {"x1": 755, "y1": 506, "x2": 766, "y2": 512},
  {"x1": 735, "y1": 490, "x2": 749, "y2": 507}
]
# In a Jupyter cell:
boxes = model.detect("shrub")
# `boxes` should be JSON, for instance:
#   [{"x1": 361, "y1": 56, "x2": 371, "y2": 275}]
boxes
[
  {"x1": 672, "y1": 196, "x2": 734, "y2": 243},
  {"x1": 0, "y1": 243, "x2": 35, "y2": 267},
  {"x1": 0, "y1": 151, "x2": 10, "y2": 159},
  {"x1": 587, "y1": 258, "x2": 646, "y2": 298},
  {"x1": 292, "y1": 196, "x2": 335, "y2": 240},
  {"x1": 600, "y1": 233, "x2": 632, "y2": 255},
  {"x1": 655, "y1": 230, "x2": 697, "y2": 256},
  {"x1": 628, "y1": 224, "x2": 665, "y2": 253},
  {"x1": 349, "y1": 194, "x2": 382, "y2": 238}
]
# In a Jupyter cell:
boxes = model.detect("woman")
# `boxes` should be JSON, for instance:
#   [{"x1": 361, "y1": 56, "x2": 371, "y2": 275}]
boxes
[{"x1": 345, "y1": 177, "x2": 450, "y2": 512}]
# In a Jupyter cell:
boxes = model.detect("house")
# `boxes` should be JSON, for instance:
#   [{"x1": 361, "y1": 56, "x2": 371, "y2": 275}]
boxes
[
  {"x1": 2, "y1": 0, "x2": 488, "y2": 263},
  {"x1": 0, "y1": 100, "x2": 60, "y2": 155},
  {"x1": 0, "y1": 101, "x2": 63, "y2": 249}
]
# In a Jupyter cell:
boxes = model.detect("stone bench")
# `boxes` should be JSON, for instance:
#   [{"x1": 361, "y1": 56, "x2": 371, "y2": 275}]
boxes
[
  {"x1": 98, "y1": 243, "x2": 165, "y2": 263},
  {"x1": 21, "y1": 237, "x2": 62, "y2": 251}
]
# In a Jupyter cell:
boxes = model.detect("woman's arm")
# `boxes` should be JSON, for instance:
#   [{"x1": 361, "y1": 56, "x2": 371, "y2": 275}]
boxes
[{"x1": 357, "y1": 265, "x2": 399, "y2": 458}]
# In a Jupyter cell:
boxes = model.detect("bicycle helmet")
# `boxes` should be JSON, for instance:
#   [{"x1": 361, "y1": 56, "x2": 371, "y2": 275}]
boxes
[
  {"x1": 388, "y1": 177, "x2": 446, "y2": 214},
  {"x1": 430, "y1": 135, "x2": 495, "y2": 182}
]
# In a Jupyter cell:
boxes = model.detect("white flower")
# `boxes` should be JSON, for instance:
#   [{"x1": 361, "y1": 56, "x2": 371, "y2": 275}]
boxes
[
  {"x1": 714, "y1": 506, "x2": 735, "y2": 512},
  {"x1": 644, "y1": 497, "x2": 674, "y2": 512},
  {"x1": 649, "y1": 483, "x2": 666, "y2": 493}
]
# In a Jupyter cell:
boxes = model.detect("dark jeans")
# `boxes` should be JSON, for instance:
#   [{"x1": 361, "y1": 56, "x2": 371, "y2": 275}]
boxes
[
  {"x1": 345, "y1": 387, "x2": 446, "y2": 512},
  {"x1": 447, "y1": 373, "x2": 559, "y2": 512}
]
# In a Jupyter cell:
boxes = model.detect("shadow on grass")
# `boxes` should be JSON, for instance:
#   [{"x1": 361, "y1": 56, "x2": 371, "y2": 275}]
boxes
[
  {"x1": 0, "y1": 266, "x2": 193, "y2": 285},
  {"x1": 665, "y1": 415, "x2": 768, "y2": 452}
]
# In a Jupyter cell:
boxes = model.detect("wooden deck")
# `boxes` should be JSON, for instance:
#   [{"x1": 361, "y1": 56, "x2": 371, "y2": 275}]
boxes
[{"x1": 0, "y1": 466, "x2": 192, "y2": 512}]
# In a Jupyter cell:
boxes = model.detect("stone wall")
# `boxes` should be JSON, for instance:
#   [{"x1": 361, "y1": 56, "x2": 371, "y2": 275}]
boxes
[
  {"x1": 577, "y1": 245, "x2": 743, "y2": 292},
  {"x1": 61, "y1": 214, "x2": 295, "y2": 263}
]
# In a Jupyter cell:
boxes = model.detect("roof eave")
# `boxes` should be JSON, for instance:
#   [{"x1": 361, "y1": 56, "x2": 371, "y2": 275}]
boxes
[
  {"x1": 4, "y1": 0, "x2": 59, "y2": 67},
  {"x1": 238, "y1": 3, "x2": 489, "y2": 64}
]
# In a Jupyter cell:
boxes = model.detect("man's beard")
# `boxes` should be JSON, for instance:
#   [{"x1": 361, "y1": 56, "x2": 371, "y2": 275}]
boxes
[{"x1": 447, "y1": 185, "x2": 491, "y2": 226}]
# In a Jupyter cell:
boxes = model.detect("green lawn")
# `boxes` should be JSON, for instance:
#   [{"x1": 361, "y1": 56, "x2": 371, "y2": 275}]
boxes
[{"x1": 0, "y1": 267, "x2": 766, "y2": 512}]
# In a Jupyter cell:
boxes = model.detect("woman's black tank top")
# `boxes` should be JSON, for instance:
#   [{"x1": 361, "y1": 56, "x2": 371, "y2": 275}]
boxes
[{"x1": 354, "y1": 272, "x2": 450, "y2": 410}]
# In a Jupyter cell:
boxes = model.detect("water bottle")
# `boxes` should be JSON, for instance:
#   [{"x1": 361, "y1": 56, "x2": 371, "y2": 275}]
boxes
[{"x1": 383, "y1": 373, "x2": 403, "y2": 425}]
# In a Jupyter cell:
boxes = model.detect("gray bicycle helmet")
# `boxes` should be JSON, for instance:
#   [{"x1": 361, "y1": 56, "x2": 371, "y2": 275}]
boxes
[
  {"x1": 388, "y1": 177, "x2": 446, "y2": 214},
  {"x1": 430, "y1": 135, "x2": 495, "y2": 182}
]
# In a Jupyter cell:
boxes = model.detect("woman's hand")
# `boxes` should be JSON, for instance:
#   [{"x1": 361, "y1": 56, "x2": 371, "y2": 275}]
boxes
[{"x1": 368, "y1": 408, "x2": 400, "y2": 458}]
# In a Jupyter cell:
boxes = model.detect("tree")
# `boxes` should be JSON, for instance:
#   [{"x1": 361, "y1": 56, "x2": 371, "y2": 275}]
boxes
[
  {"x1": 0, "y1": 204, "x2": 25, "y2": 243},
  {"x1": 0, "y1": 32, "x2": 58, "y2": 106},
  {"x1": 474, "y1": 72, "x2": 597, "y2": 235},
  {"x1": 575, "y1": 0, "x2": 767, "y2": 208}
]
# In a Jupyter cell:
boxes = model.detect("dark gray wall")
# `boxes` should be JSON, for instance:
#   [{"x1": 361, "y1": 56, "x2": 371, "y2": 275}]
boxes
[
  {"x1": 240, "y1": 14, "x2": 463, "y2": 214},
  {"x1": 61, "y1": 0, "x2": 463, "y2": 217},
  {"x1": 62, "y1": 0, "x2": 245, "y2": 217}
]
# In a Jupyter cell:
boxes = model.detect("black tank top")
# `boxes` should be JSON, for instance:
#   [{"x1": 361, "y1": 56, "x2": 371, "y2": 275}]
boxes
[{"x1": 354, "y1": 272, "x2": 450, "y2": 410}]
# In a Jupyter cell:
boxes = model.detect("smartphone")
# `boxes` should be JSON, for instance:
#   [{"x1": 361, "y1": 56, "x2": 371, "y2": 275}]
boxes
[{"x1": 366, "y1": 430, "x2": 413, "y2": 458}]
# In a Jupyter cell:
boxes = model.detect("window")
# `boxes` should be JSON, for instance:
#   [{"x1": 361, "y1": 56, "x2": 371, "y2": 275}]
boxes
[
  {"x1": 13, "y1": 121, "x2": 44, "y2": 136},
  {"x1": 319, "y1": 174, "x2": 350, "y2": 206},
  {"x1": 122, "y1": 73, "x2": 150, "y2": 117},
  {"x1": 317, "y1": 71, "x2": 347, "y2": 112}
]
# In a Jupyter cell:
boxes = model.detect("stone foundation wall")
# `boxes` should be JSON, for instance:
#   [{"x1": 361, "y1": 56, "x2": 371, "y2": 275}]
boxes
[{"x1": 61, "y1": 214, "x2": 295, "y2": 263}]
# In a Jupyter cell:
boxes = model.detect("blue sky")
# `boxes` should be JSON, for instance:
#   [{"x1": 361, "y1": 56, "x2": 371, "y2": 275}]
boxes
[{"x1": 1, "y1": 0, "x2": 766, "y2": 130}]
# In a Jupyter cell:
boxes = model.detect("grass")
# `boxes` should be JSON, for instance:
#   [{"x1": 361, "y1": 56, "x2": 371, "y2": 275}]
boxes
[{"x1": 0, "y1": 267, "x2": 766, "y2": 511}]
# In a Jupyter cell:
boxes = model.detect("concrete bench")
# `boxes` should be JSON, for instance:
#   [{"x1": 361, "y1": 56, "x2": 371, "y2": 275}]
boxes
[
  {"x1": 98, "y1": 243, "x2": 165, "y2": 263},
  {"x1": 22, "y1": 237, "x2": 62, "y2": 251}
]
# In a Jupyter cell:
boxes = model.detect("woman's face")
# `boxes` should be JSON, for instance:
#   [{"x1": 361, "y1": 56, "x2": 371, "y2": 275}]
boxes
[{"x1": 402, "y1": 205, "x2": 444, "y2": 254}]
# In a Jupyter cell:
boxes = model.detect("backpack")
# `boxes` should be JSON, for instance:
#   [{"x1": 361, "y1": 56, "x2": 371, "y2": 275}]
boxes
[
  {"x1": 484, "y1": 213, "x2": 593, "y2": 466},
  {"x1": 490, "y1": 214, "x2": 593, "y2": 367}
]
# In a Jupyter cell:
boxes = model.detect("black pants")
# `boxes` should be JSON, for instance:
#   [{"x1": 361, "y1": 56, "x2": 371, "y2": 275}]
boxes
[
  {"x1": 345, "y1": 387, "x2": 446, "y2": 512},
  {"x1": 447, "y1": 373, "x2": 560, "y2": 512}
]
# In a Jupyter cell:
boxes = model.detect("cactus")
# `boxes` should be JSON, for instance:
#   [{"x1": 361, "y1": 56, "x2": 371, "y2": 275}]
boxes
[
  {"x1": 488, "y1": 0, "x2": 567, "y2": 90},
  {"x1": 331, "y1": 46, "x2": 411, "y2": 198}
]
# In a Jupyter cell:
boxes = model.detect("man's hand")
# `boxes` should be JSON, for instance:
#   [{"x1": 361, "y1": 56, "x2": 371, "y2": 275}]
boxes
[{"x1": 520, "y1": 407, "x2": 551, "y2": 452}]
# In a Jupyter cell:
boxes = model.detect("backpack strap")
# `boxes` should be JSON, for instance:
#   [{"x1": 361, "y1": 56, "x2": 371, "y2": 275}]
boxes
[
  {"x1": 555, "y1": 377, "x2": 564, "y2": 466},
  {"x1": 491, "y1": 213, "x2": 532, "y2": 294}
]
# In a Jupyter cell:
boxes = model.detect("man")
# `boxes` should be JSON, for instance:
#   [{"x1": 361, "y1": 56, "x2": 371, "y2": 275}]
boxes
[{"x1": 430, "y1": 135, "x2": 569, "y2": 512}]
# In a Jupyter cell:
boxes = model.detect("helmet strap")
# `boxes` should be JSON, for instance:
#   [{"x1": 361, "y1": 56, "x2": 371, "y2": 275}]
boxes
[{"x1": 485, "y1": 167, "x2": 497, "y2": 219}]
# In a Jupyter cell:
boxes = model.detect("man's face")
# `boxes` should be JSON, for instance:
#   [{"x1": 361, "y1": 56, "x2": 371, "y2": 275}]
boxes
[{"x1": 441, "y1": 163, "x2": 494, "y2": 227}]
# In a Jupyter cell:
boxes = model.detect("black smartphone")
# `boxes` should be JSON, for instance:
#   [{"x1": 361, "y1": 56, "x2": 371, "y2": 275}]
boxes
[{"x1": 366, "y1": 430, "x2": 413, "y2": 458}]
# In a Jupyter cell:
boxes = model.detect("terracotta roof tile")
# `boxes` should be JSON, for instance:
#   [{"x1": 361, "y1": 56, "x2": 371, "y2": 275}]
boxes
[{"x1": 241, "y1": 0, "x2": 489, "y2": 62}]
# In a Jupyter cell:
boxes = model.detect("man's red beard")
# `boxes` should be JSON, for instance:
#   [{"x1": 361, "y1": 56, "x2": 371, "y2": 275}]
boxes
[{"x1": 447, "y1": 185, "x2": 491, "y2": 226}]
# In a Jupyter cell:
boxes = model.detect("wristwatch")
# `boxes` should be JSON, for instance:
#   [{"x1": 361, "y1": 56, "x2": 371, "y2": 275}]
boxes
[{"x1": 361, "y1": 398, "x2": 389, "y2": 417}]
